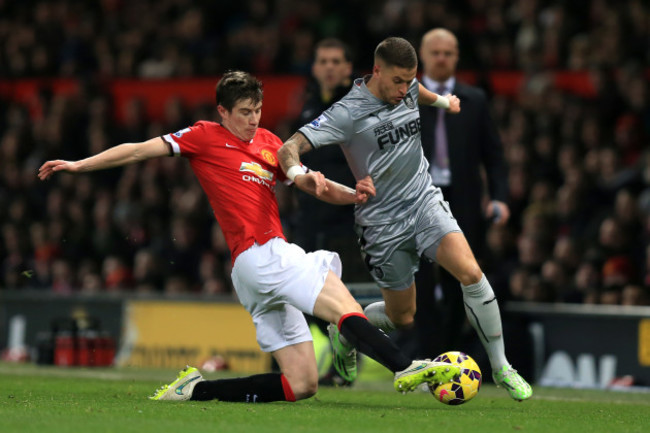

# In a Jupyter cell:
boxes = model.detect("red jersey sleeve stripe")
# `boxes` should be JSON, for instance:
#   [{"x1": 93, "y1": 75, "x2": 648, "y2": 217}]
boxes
[
  {"x1": 162, "y1": 134, "x2": 181, "y2": 155},
  {"x1": 160, "y1": 136, "x2": 175, "y2": 156}
]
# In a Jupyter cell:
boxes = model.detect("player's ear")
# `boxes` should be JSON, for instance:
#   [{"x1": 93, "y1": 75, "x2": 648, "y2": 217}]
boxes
[{"x1": 216, "y1": 104, "x2": 228, "y2": 119}]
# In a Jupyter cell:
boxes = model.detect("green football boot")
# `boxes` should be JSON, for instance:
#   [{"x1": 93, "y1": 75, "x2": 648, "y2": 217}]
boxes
[
  {"x1": 149, "y1": 366, "x2": 204, "y2": 401},
  {"x1": 492, "y1": 365, "x2": 533, "y2": 401},
  {"x1": 327, "y1": 324, "x2": 357, "y2": 382},
  {"x1": 394, "y1": 360, "x2": 460, "y2": 393}
]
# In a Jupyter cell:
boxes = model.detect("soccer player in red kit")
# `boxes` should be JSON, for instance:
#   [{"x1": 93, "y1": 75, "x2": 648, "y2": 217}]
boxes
[{"x1": 38, "y1": 71, "x2": 458, "y2": 403}]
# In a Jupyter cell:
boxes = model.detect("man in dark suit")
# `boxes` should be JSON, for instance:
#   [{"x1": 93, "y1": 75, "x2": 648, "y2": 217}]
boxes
[{"x1": 415, "y1": 28, "x2": 511, "y2": 360}]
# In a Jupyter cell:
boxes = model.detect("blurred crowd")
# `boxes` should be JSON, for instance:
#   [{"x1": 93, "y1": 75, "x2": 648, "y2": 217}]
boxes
[
  {"x1": 0, "y1": 0, "x2": 649, "y2": 306},
  {"x1": 1, "y1": 0, "x2": 647, "y2": 78},
  {"x1": 481, "y1": 73, "x2": 649, "y2": 306}
]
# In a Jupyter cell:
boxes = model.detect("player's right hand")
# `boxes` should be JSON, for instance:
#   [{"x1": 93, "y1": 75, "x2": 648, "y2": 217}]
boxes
[
  {"x1": 355, "y1": 175, "x2": 376, "y2": 204},
  {"x1": 446, "y1": 94, "x2": 461, "y2": 114},
  {"x1": 295, "y1": 170, "x2": 328, "y2": 197},
  {"x1": 38, "y1": 160, "x2": 78, "y2": 180}
]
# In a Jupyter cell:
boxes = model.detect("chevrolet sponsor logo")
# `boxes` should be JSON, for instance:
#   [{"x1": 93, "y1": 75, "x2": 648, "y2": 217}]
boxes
[{"x1": 239, "y1": 162, "x2": 274, "y2": 181}]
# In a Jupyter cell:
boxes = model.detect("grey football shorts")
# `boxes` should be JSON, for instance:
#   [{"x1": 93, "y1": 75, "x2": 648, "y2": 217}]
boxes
[{"x1": 354, "y1": 187, "x2": 462, "y2": 290}]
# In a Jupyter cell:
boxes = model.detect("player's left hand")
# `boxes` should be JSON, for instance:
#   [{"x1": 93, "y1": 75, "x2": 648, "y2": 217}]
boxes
[
  {"x1": 38, "y1": 160, "x2": 79, "y2": 180},
  {"x1": 486, "y1": 200, "x2": 510, "y2": 226},
  {"x1": 355, "y1": 175, "x2": 376, "y2": 204},
  {"x1": 295, "y1": 170, "x2": 328, "y2": 196},
  {"x1": 446, "y1": 94, "x2": 461, "y2": 114}
]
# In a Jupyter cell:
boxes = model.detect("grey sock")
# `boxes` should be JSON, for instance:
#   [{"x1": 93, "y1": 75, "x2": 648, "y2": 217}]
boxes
[{"x1": 462, "y1": 274, "x2": 508, "y2": 370}]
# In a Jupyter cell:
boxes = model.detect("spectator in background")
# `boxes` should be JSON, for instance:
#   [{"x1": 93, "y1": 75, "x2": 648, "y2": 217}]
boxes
[
  {"x1": 133, "y1": 248, "x2": 164, "y2": 293},
  {"x1": 601, "y1": 256, "x2": 635, "y2": 291},
  {"x1": 553, "y1": 236, "x2": 582, "y2": 274},
  {"x1": 291, "y1": 38, "x2": 361, "y2": 282},
  {"x1": 102, "y1": 255, "x2": 134, "y2": 292},
  {"x1": 508, "y1": 268, "x2": 530, "y2": 302},
  {"x1": 540, "y1": 258, "x2": 569, "y2": 301},
  {"x1": 482, "y1": 223, "x2": 519, "y2": 296},
  {"x1": 621, "y1": 284, "x2": 649, "y2": 306},
  {"x1": 414, "y1": 28, "x2": 510, "y2": 362},
  {"x1": 50, "y1": 258, "x2": 74, "y2": 294}
]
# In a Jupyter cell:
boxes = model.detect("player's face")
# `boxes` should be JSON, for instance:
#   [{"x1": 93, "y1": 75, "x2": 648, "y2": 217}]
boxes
[
  {"x1": 312, "y1": 47, "x2": 352, "y2": 92},
  {"x1": 374, "y1": 63, "x2": 417, "y2": 105},
  {"x1": 219, "y1": 98, "x2": 262, "y2": 142},
  {"x1": 420, "y1": 35, "x2": 458, "y2": 81}
]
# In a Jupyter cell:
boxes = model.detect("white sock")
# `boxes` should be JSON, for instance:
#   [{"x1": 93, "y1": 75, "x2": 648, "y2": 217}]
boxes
[
  {"x1": 363, "y1": 301, "x2": 397, "y2": 333},
  {"x1": 461, "y1": 274, "x2": 509, "y2": 371}
]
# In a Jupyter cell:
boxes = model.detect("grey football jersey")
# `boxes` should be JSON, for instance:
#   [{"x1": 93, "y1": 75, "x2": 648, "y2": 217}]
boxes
[{"x1": 299, "y1": 77, "x2": 433, "y2": 225}]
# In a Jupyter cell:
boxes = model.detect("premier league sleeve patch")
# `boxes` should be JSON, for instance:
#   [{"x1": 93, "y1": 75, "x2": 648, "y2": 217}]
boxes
[
  {"x1": 310, "y1": 114, "x2": 328, "y2": 128},
  {"x1": 173, "y1": 127, "x2": 191, "y2": 137}
]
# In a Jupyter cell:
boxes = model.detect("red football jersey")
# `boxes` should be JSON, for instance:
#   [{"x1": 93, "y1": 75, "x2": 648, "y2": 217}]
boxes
[{"x1": 162, "y1": 121, "x2": 287, "y2": 262}]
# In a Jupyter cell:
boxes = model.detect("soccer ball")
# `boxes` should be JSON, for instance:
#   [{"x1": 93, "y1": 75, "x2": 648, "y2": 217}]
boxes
[{"x1": 429, "y1": 351, "x2": 482, "y2": 405}]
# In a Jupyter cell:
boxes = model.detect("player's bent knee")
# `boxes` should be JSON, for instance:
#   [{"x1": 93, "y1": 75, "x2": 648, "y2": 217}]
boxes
[
  {"x1": 387, "y1": 309, "x2": 415, "y2": 328},
  {"x1": 291, "y1": 375, "x2": 318, "y2": 400},
  {"x1": 302, "y1": 378, "x2": 319, "y2": 399},
  {"x1": 458, "y1": 264, "x2": 483, "y2": 286},
  {"x1": 282, "y1": 364, "x2": 319, "y2": 401}
]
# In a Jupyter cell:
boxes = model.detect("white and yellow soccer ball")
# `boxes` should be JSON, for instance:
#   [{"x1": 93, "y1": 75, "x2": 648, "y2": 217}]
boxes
[{"x1": 429, "y1": 351, "x2": 482, "y2": 405}]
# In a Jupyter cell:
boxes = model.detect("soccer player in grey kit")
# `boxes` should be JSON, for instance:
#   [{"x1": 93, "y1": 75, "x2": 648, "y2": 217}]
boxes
[{"x1": 278, "y1": 37, "x2": 532, "y2": 401}]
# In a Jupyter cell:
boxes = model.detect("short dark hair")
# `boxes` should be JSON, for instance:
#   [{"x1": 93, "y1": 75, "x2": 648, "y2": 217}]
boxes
[
  {"x1": 374, "y1": 37, "x2": 417, "y2": 69},
  {"x1": 215, "y1": 71, "x2": 263, "y2": 111},
  {"x1": 315, "y1": 38, "x2": 352, "y2": 63}
]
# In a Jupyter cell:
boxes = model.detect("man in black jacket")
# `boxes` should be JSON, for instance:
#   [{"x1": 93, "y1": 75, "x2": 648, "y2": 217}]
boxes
[
  {"x1": 293, "y1": 39, "x2": 353, "y2": 132},
  {"x1": 292, "y1": 38, "x2": 365, "y2": 283},
  {"x1": 291, "y1": 38, "x2": 363, "y2": 385},
  {"x1": 415, "y1": 28, "x2": 511, "y2": 361}
]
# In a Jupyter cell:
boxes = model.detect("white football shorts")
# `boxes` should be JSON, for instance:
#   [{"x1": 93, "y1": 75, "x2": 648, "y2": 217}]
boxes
[{"x1": 231, "y1": 237, "x2": 342, "y2": 352}]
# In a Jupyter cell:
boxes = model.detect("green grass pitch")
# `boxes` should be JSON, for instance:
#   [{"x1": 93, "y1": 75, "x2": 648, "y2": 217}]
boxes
[{"x1": 1, "y1": 363, "x2": 648, "y2": 433}]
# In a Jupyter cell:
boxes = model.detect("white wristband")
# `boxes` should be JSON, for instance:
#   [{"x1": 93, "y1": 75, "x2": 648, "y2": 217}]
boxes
[
  {"x1": 286, "y1": 165, "x2": 304, "y2": 182},
  {"x1": 431, "y1": 96, "x2": 450, "y2": 109}
]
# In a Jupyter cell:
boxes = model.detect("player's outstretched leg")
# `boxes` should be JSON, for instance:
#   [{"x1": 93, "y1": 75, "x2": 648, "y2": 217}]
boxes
[
  {"x1": 150, "y1": 366, "x2": 204, "y2": 401},
  {"x1": 492, "y1": 365, "x2": 533, "y2": 401},
  {"x1": 327, "y1": 323, "x2": 357, "y2": 382},
  {"x1": 461, "y1": 273, "x2": 533, "y2": 401},
  {"x1": 394, "y1": 360, "x2": 460, "y2": 393},
  {"x1": 151, "y1": 366, "x2": 298, "y2": 403}
]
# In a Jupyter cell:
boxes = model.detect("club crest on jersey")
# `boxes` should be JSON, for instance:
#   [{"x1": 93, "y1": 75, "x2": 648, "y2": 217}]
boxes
[
  {"x1": 403, "y1": 94, "x2": 415, "y2": 109},
  {"x1": 310, "y1": 114, "x2": 328, "y2": 128},
  {"x1": 173, "y1": 127, "x2": 191, "y2": 137},
  {"x1": 240, "y1": 161, "x2": 274, "y2": 181},
  {"x1": 260, "y1": 149, "x2": 277, "y2": 166}
]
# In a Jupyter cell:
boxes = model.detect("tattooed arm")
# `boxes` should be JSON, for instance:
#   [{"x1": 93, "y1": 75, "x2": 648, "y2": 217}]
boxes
[
  {"x1": 277, "y1": 131, "x2": 313, "y2": 174},
  {"x1": 277, "y1": 131, "x2": 326, "y2": 196},
  {"x1": 278, "y1": 132, "x2": 374, "y2": 204}
]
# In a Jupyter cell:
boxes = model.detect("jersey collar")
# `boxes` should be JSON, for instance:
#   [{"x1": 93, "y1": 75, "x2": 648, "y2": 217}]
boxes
[{"x1": 219, "y1": 123, "x2": 255, "y2": 145}]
